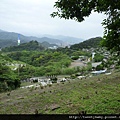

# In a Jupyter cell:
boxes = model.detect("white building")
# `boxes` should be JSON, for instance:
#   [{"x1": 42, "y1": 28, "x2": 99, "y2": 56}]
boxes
[{"x1": 18, "y1": 34, "x2": 20, "y2": 45}]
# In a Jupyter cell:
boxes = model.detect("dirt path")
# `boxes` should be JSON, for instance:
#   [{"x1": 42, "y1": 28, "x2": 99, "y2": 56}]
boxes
[{"x1": 69, "y1": 60, "x2": 86, "y2": 68}]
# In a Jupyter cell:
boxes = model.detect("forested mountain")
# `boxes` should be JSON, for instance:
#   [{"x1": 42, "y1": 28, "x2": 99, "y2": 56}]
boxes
[
  {"x1": 41, "y1": 34, "x2": 84, "y2": 44},
  {"x1": 0, "y1": 31, "x2": 62, "y2": 48},
  {"x1": 2, "y1": 36, "x2": 102, "y2": 53},
  {"x1": 0, "y1": 29, "x2": 83, "y2": 48},
  {"x1": 0, "y1": 32, "x2": 30, "y2": 48},
  {"x1": 0, "y1": 39, "x2": 17, "y2": 48},
  {"x1": 2, "y1": 41, "x2": 45, "y2": 52},
  {"x1": 70, "y1": 37, "x2": 102, "y2": 50}
]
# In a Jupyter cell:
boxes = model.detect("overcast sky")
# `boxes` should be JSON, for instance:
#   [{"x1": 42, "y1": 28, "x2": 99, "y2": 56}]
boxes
[{"x1": 0, "y1": 0, "x2": 106, "y2": 39}]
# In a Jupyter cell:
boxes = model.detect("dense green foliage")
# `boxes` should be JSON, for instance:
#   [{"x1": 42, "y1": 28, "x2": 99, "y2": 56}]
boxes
[
  {"x1": 1, "y1": 40, "x2": 93, "y2": 83},
  {"x1": 4, "y1": 46, "x2": 93, "y2": 80},
  {"x1": 70, "y1": 37, "x2": 102, "y2": 50},
  {"x1": 51, "y1": 0, "x2": 120, "y2": 52},
  {"x1": 0, "y1": 54, "x2": 20, "y2": 92},
  {"x1": 7, "y1": 50, "x2": 73, "y2": 77},
  {"x1": 94, "y1": 53, "x2": 104, "y2": 62},
  {"x1": 96, "y1": 64, "x2": 104, "y2": 70},
  {"x1": 2, "y1": 41, "x2": 45, "y2": 52},
  {"x1": 0, "y1": 57, "x2": 20, "y2": 92},
  {"x1": 56, "y1": 46, "x2": 91, "y2": 57},
  {"x1": 7, "y1": 51, "x2": 71, "y2": 67},
  {"x1": 0, "y1": 53, "x2": 12, "y2": 64},
  {"x1": 101, "y1": 5, "x2": 120, "y2": 52}
]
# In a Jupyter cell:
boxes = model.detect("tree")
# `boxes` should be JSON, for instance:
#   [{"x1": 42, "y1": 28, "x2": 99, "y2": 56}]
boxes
[
  {"x1": 0, "y1": 64, "x2": 20, "y2": 92},
  {"x1": 51, "y1": 0, "x2": 120, "y2": 52},
  {"x1": 94, "y1": 53, "x2": 104, "y2": 62},
  {"x1": 96, "y1": 64, "x2": 104, "y2": 70}
]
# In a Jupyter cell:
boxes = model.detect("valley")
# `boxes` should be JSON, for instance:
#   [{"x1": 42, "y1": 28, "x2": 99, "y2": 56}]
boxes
[
  {"x1": 0, "y1": 33, "x2": 120, "y2": 115},
  {"x1": 0, "y1": 0, "x2": 119, "y2": 117}
]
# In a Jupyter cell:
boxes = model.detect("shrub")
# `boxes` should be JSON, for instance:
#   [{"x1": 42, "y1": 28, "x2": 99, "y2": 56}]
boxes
[{"x1": 71, "y1": 56, "x2": 79, "y2": 60}]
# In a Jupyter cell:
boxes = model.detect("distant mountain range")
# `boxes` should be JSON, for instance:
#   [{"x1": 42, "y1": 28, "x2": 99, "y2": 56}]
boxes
[
  {"x1": 0, "y1": 29, "x2": 84, "y2": 48},
  {"x1": 39, "y1": 34, "x2": 84, "y2": 45}
]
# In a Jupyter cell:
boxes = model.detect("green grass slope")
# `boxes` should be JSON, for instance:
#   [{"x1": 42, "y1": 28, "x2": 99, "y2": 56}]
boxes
[{"x1": 0, "y1": 71, "x2": 120, "y2": 114}]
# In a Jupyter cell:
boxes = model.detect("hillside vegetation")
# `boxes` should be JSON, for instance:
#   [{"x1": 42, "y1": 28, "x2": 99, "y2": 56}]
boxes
[
  {"x1": 0, "y1": 38, "x2": 92, "y2": 92},
  {"x1": 70, "y1": 37, "x2": 102, "y2": 50},
  {"x1": 0, "y1": 35, "x2": 120, "y2": 114},
  {"x1": 0, "y1": 54, "x2": 20, "y2": 92},
  {"x1": 1, "y1": 37, "x2": 119, "y2": 88},
  {"x1": 0, "y1": 70, "x2": 120, "y2": 114},
  {"x1": 2, "y1": 41, "x2": 45, "y2": 52}
]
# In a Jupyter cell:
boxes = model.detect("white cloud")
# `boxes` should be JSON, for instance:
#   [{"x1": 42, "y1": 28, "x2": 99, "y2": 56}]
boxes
[{"x1": 0, "y1": 0, "x2": 105, "y2": 39}]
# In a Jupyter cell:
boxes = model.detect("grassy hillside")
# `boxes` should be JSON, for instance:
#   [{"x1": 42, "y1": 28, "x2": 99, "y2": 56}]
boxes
[{"x1": 0, "y1": 70, "x2": 119, "y2": 114}]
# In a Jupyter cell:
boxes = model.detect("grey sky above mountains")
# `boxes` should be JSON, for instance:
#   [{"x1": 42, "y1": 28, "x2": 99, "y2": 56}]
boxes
[{"x1": 0, "y1": 0, "x2": 106, "y2": 39}]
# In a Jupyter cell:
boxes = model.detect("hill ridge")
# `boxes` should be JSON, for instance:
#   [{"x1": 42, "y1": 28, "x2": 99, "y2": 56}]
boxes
[{"x1": 0, "y1": 29, "x2": 83, "y2": 48}]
